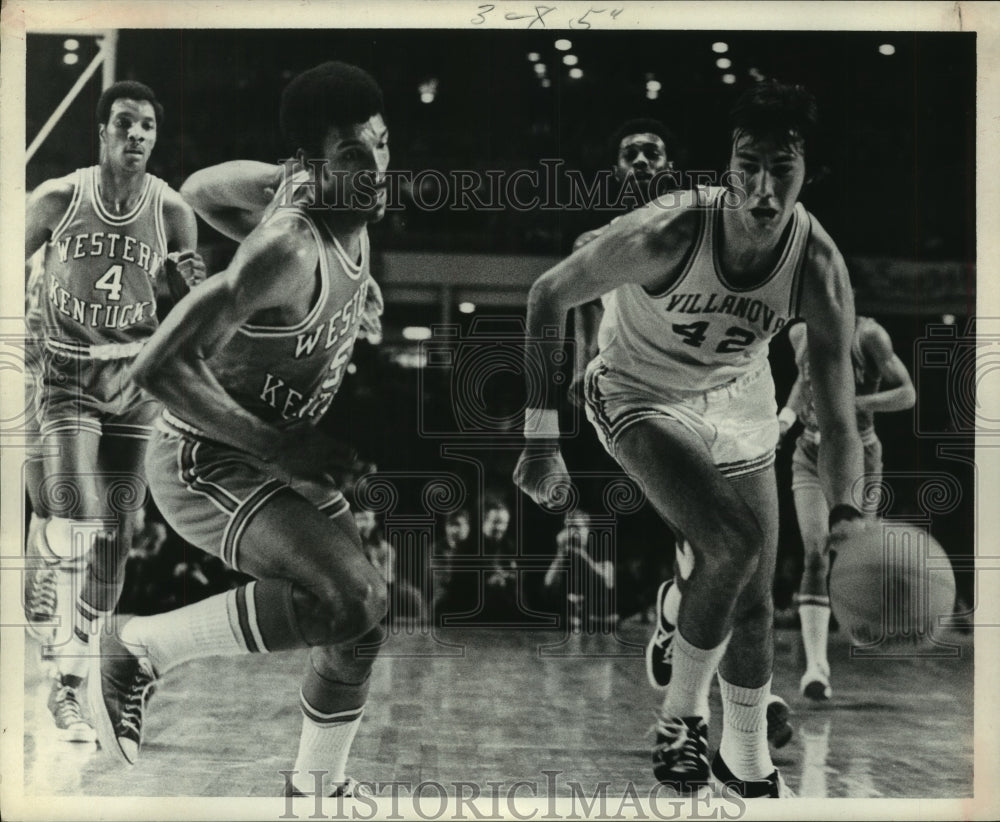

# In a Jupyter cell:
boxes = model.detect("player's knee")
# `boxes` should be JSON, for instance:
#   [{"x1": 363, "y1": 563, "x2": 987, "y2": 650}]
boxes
[
  {"x1": 313, "y1": 570, "x2": 387, "y2": 641},
  {"x1": 44, "y1": 517, "x2": 105, "y2": 565},
  {"x1": 704, "y1": 511, "x2": 762, "y2": 582}
]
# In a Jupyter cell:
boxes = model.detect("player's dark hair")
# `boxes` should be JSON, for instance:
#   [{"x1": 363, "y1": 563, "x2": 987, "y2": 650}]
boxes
[
  {"x1": 280, "y1": 61, "x2": 384, "y2": 157},
  {"x1": 96, "y1": 81, "x2": 164, "y2": 128},
  {"x1": 609, "y1": 118, "x2": 684, "y2": 167},
  {"x1": 729, "y1": 80, "x2": 818, "y2": 155}
]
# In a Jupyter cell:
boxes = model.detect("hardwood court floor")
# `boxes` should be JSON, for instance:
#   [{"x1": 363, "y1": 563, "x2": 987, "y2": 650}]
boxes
[{"x1": 23, "y1": 622, "x2": 973, "y2": 799}]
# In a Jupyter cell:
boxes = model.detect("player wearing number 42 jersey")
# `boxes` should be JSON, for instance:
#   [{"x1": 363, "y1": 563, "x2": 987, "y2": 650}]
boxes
[
  {"x1": 24, "y1": 80, "x2": 204, "y2": 742},
  {"x1": 516, "y1": 80, "x2": 866, "y2": 798},
  {"x1": 88, "y1": 62, "x2": 389, "y2": 799}
]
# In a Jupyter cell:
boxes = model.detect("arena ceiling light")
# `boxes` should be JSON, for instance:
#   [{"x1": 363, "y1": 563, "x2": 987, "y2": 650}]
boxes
[
  {"x1": 403, "y1": 326, "x2": 433, "y2": 341},
  {"x1": 569, "y1": 67, "x2": 583, "y2": 80},
  {"x1": 879, "y1": 43, "x2": 896, "y2": 56},
  {"x1": 721, "y1": 73, "x2": 736, "y2": 85},
  {"x1": 63, "y1": 38, "x2": 79, "y2": 51},
  {"x1": 458, "y1": 302, "x2": 476, "y2": 314},
  {"x1": 527, "y1": 52, "x2": 540, "y2": 62},
  {"x1": 555, "y1": 39, "x2": 572, "y2": 51},
  {"x1": 534, "y1": 62, "x2": 547, "y2": 76},
  {"x1": 563, "y1": 54, "x2": 578, "y2": 66},
  {"x1": 712, "y1": 41, "x2": 729, "y2": 53},
  {"x1": 716, "y1": 57, "x2": 732, "y2": 69}
]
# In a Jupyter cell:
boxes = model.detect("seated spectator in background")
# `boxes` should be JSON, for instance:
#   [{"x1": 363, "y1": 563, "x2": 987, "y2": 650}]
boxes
[
  {"x1": 481, "y1": 497, "x2": 519, "y2": 621},
  {"x1": 354, "y1": 507, "x2": 425, "y2": 626},
  {"x1": 546, "y1": 510, "x2": 616, "y2": 633},
  {"x1": 431, "y1": 509, "x2": 473, "y2": 624}
]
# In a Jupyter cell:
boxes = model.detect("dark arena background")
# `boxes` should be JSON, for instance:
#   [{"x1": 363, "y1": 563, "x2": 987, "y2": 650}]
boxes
[{"x1": 8, "y1": 15, "x2": 989, "y2": 816}]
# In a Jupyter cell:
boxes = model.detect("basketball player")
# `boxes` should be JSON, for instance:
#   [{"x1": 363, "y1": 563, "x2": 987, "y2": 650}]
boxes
[
  {"x1": 23, "y1": 80, "x2": 204, "y2": 741},
  {"x1": 87, "y1": 62, "x2": 388, "y2": 798},
  {"x1": 515, "y1": 81, "x2": 865, "y2": 797},
  {"x1": 780, "y1": 316, "x2": 914, "y2": 700}
]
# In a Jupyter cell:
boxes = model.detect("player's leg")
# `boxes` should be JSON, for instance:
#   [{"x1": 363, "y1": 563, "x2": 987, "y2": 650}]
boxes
[
  {"x1": 91, "y1": 430, "x2": 386, "y2": 772},
  {"x1": 713, "y1": 466, "x2": 788, "y2": 791},
  {"x1": 36, "y1": 422, "x2": 104, "y2": 741},
  {"x1": 791, "y1": 437, "x2": 833, "y2": 700},
  {"x1": 859, "y1": 436, "x2": 884, "y2": 516},
  {"x1": 613, "y1": 418, "x2": 763, "y2": 790}
]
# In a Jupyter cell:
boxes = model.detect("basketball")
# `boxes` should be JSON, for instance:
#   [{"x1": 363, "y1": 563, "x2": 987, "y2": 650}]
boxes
[{"x1": 828, "y1": 520, "x2": 956, "y2": 647}]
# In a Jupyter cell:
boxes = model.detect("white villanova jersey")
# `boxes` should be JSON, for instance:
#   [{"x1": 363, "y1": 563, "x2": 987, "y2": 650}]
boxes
[{"x1": 597, "y1": 187, "x2": 811, "y2": 394}]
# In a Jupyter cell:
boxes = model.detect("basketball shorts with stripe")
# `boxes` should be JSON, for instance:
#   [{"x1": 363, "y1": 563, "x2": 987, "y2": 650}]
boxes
[
  {"x1": 144, "y1": 425, "x2": 349, "y2": 574},
  {"x1": 40, "y1": 351, "x2": 158, "y2": 441},
  {"x1": 583, "y1": 357, "x2": 779, "y2": 479},
  {"x1": 791, "y1": 430, "x2": 884, "y2": 514}
]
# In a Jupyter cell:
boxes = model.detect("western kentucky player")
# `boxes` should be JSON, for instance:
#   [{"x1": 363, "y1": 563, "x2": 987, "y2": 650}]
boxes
[
  {"x1": 24, "y1": 80, "x2": 203, "y2": 741},
  {"x1": 88, "y1": 62, "x2": 388, "y2": 798}
]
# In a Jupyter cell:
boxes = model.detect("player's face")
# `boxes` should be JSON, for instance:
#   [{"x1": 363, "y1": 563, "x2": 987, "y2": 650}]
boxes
[
  {"x1": 615, "y1": 133, "x2": 670, "y2": 185},
  {"x1": 318, "y1": 113, "x2": 390, "y2": 222},
  {"x1": 482, "y1": 508, "x2": 510, "y2": 541},
  {"x1": 728, "y1": 132, "x2": 806, "y2": 237},
  {"x1": 100, "y1": 99, "x2": 157, "y2": 172}
]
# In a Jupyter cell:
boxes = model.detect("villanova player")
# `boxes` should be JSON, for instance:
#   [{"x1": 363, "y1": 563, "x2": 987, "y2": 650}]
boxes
[
  {"x1": 23, "y1": 81, "x2": 204, "y2": 741},
  {"x1": 780, "y1": 316, "x2": 914, "y2": 700},
  {"x1": 515, "y1": 81, "x2": 866, "y2": 797},
  {"x1": 89, "y1": 62, "x2": 389, "y2": 798}
]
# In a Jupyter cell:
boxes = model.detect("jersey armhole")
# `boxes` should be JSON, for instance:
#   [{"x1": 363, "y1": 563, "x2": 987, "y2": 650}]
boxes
[
  {"x1": 788, "y1": 211, "x2": 813, "y2": 319},
  {"x1": 49, "y1": 169, "x2": 84, "y2": 244},
  {"x1": 642, "y1": 205, "x2": 707, "y2": 299}
]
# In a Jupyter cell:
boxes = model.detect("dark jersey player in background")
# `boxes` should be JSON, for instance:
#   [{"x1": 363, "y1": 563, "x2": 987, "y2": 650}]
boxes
[
  {"x1": 23, "y1": 80, "x2": 204, "y2": 742},
  {"x1": 88, "y1": 62, "x2": 390, "y2": 799}
]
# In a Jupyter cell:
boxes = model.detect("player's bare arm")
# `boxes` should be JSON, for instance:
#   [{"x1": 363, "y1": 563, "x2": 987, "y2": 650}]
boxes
[
  {"x1": 159, "y1": 188, "x2": 206, "y2": 298},
  {"x1": 24, "y1": 176, "x2": 75, "y2": 260},
  {"x1": 797, "y1": 221, "x2": 864, "y2": 521},
  {"x1": 131, "y1": 216, "x2": 345, "y2": 478},
  {"x1": 180, "y1": 160, "x2": 285, "y2": 241},
  {"x1": 855, "y1": 323, "x2": 915, "y2": 413},
  {"x1": 514, "y1": 198, "x2": 701, "y2": 507}
]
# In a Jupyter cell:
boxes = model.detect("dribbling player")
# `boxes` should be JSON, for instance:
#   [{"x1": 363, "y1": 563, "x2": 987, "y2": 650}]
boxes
[
  {"x1": 88, "y1": 62, "x2": 389, "y2": 798},
  {"x1": 780, "y1": 316, "x2": 914, "y2": 699},
  {"x1": 24, "y1": 81, "x2": 204, "y2": 741},
  {"x1": 515, "y1": 81, "x2": 865, "y2": 797}
]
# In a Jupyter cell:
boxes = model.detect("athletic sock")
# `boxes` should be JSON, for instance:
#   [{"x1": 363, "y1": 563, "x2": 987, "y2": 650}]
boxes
[
  {"x1": 661, "y1": 629, "x2": 730, "y2": 721},
  {"x1": 291, "y1": 663, "x2": 370, "y2": 795},
  {"x1": 797, "y1": 598, "x2": 831, "y2": 673},
  {"x1": 718, "y1": 675, "x2": 774, "y2": 781}
]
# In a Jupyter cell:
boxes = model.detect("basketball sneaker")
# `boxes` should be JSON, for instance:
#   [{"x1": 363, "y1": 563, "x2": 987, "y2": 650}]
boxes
[
  {"x1": 800, "y1": 665, "x2": 832, "y2": 701},
  {"x1": 710, "y1": 752, "x2": 795, "y2": 798},
  {"x1": 645, "y1": 578, "x2": 677, "y2": 689},
  {"x1": 765, "y1": 694, "x2": 793, "y2": 748},
  {"x1": 284, "y1": 777, "x2": 375, "y2": 797},
  {"x1": 24, "y1": 521, "x2": 58, "y2": 643},
  {"x1": 88, "y1": 628, "x2": 158, "y2": 765},
  {"x1": 47, "y1": 674, "x2": 97, "y2": 743},
  {"x1": 651, "y1": 715, "x2": 709, "y2": 793}
]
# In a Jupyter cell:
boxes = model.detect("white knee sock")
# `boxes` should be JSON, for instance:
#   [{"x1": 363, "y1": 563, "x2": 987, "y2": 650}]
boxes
[
  {"x1": 292, "y1": 712, "x2": 364, "y2": 795},
  {"x1": 661, "y1": 629, "x2": 730, "y2": 720},
  {"x1": 799, "y1": 601, "x2": 831, "y2": 673},
  {"x1": 718, "y1": 675, "x2": 774, "y2": 781}
]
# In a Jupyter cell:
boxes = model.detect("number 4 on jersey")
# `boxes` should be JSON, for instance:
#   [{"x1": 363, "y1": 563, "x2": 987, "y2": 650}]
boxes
[
  {"x1": 95, "y1": 264, "x2": 124, "y2": 301},
  {"x1": 671, "y1": 321, "x2": 756, "y2": 353}
]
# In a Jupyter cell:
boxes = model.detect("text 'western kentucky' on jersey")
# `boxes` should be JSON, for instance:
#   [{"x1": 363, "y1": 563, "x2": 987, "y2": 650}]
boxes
[
  {"x1": 42, "y1": 166, "x2": 169, "y2": 350},
  {"x1": 597, "y1": 186, "x2": 810, "y2": 395},
  {"x1": 208, "y1": 206, "x2": 370, "y2": 430}
]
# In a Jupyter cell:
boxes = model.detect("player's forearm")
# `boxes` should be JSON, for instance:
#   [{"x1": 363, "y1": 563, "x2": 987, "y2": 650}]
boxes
[
  {"x1": 856, "y1": 384, "x2": 915, "y2": 413},
  {"x1": 817, "y1": 425, "x2": 864, "y2": 507},
  {"x1": 181, "y1": 162, "x2": 277, "y2": 241},
  {"x1": 524, "y1": 278, "x2": 570, "y2": 420}
]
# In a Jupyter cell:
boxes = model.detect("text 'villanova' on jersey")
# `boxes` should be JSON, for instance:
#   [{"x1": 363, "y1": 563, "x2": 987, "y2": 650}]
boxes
[{"x1": 597, "y1": 186, "x2": 810, "y2": 395}]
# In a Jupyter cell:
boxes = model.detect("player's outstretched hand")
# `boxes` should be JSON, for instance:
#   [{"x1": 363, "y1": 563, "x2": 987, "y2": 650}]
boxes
[
  {"x1": 272, "y1": 426, "x2": 358, "y2": 483},
  {"x1": 166, "y1": 250, "x2": 208, "y2": 291},
  {"x1": 514, "y1": 442, "x2": 575, "y2": 510}
]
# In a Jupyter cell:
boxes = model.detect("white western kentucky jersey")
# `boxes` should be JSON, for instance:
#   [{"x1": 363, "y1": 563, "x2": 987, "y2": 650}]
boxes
[
  {"x1": 796, "y1": 317, "x2": 881, "y2": 437},
  {"x1": 206, "y1": 205, "x2": 370, "y2": 429},
  {"x1": 42, "y1": 166, "x2": 168, "y2": 348},
  {"x1": 597, "y1": 187, "x2": 810, "y2": 394}
]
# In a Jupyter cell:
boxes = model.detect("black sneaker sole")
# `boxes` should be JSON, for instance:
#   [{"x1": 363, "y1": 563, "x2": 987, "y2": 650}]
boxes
[{"x1": 645, "y1": 579, "x2": 675, "y2": 690}]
